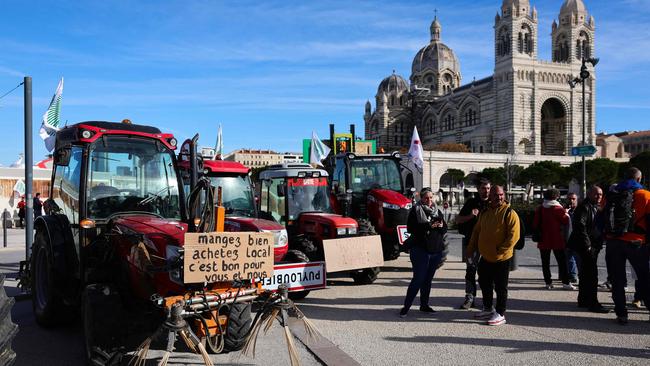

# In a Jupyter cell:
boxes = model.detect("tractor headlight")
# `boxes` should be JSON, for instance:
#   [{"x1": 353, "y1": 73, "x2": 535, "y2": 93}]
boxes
[
  {"x1": 278, "y1": 229, "x2": 288, "y2": 247},
  {"x1": 166, "y1": 245, "x2": 183, "y2": 284},
  {"x1": 404, "y1": 203, "x2": 413, "y2": 210},
  {"x1": 336, "y1": 227, "x2": 347, "y2": 236},
  {"x1": 382, "y1": 202, "x2": 401, "y2": 210},
  {"x1": 347, "y1": 227, "x2": 357, "y2": 235}
]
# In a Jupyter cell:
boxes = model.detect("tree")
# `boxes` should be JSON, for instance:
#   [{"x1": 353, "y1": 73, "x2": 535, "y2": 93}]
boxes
[
  {"x1": 440, "y1": 168, "x2": 466, "y2": 186},
  {"x1": 517, "y1": 160, "x2": 566, "y2": 187},
  {"x1": 478, "y1": 167, "x2": 507, "y2": 186},
  {"x1": 629, "y1": 151, "x2": 650, "y2": 187},
  {"x1": 567, "y1": 158, "x2": 619, "y2": 188},
  {"x1": 429, "y1": 143, "x2": 471, "y2": 152}
]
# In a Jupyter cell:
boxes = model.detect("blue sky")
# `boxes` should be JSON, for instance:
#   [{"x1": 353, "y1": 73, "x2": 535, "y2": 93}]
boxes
[{"x1": 1, "y1": 0, "x2": 648, "y2": 166}]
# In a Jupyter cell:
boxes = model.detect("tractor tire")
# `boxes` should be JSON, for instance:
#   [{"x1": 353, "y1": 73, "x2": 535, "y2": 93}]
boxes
[
  {"x1": 351, "y1": 267, "x2": 380, "y2": 285},
  {"x1": 0, "y1": 275, "x2": 18, "y2": 366},
  {"x1": 31, "y1": 231, "x2": 71, "y2": 327},
  {"x1": 293, "y1": 235, "x2": 320, "y2": 262},
  {"x1": 356, "y1": 218, "x2": 377, "y2": 236},
  {"x1": 381, "y1": 234, "x2": 401, "y2": 261},
  {"x1": 284, "y1": 250, "x2": 311, "y2": 301},
  {"x1": 222, "y1": 302, "x2": 252, "y2": 353},
  {"x1": 82, "y1": 284, "x2": 124, "y2": 366}
]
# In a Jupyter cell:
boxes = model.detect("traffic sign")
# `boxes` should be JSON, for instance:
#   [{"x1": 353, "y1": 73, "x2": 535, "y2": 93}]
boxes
[{"x1": 571, "y1": 145, "x2": 596, "y2": 156}]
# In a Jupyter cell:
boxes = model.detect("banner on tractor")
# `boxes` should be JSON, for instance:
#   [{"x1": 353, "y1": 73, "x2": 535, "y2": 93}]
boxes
[
  {"x1": 260, "y1": 261, "x2": 326, "y2": 292},
  {"x1": 183, "y1": 232, "x2": 274, "y2": 283},
  {"x1": 322, "y1": 235, "x2": 384, "y2": 273}
]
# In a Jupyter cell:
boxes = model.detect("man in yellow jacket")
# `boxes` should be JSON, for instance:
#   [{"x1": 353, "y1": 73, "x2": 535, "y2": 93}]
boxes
[{"x1": 467, "y1": 185, "x2": 520, "y2": 326}]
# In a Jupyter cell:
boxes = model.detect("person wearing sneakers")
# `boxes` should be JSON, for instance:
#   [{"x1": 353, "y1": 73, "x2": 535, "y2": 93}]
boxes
[
  {"x1": 604, "y1": 167, "x2": 650, "y2": 325},
  {"x1": 399, "y1": 187, "x2": 447, "y2": 318},
  {"x1": 567, "y1": 185, "x2": 609, "y2": 313},
  {"x1": 533, "y1": 189, "x2": 575, "y2": 291},
  {"x1": 456, "y1": 178, "x2": 491, "y2": 310},
  {"x1": 466, "y1": 185, "x2": 520, "y2": 326}
]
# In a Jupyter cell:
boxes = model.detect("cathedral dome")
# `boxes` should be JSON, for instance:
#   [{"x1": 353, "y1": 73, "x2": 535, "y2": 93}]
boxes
[
  {"x1": 560, "y1": 0, "x2": 587, "y2": 15},
  {"x1": 377, "y1": 73, "x2": 409, "y2": 96},
  {"x1": 411, "y1": 42, "x2": 460, "y2": 76}
]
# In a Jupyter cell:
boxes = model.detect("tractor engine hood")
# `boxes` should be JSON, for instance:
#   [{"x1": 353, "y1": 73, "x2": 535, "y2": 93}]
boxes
[
  {"x1": 369, "y1": 189, "x2": 412, "y2": 208},
  {"x1": 112, "y1": 216, "x2": 188, "y2": 245},
  {"x1": 225, "y1": 217, "x2": 285, "y2": 232},
  {"x1": 298, "y1": 212, "x2": 357, "y2": 228}
]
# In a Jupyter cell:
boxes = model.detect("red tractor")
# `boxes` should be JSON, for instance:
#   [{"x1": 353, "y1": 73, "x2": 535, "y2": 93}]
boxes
[
  {"x1": 325, "y1": 152, "x2": 414, "y2": 261},
  {"x1": 257, "y1": 163, "x2": 381, "y2": 284},
  {"x1": 178, "y1": 157, "x2": 318, "y2": 299},
  {"x1": 27, "y1": 121, "x2": 263, "y2": 364}
]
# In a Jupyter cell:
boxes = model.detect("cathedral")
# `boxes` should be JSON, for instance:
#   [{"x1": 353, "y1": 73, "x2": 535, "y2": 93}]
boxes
[{"x1": 364, "y1": 0, "x2": 596, "y2": 157}]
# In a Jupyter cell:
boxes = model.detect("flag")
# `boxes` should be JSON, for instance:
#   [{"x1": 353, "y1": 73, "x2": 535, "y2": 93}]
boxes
[
  {"x1": 9, "y1": 179, "x2": 25, "y2": 207},
  {"x1": 407, "y1": 126, "x2": 424, "y2": 169},
  {"x1": 213, "y1": 124, "x2": 223, "y2": 160},
  {"x1": 39, "y1": 78, "x2": 64, "y2": 152},
  {"x1": 309, "y1": 131, "x2": 331, "y2": 167}
]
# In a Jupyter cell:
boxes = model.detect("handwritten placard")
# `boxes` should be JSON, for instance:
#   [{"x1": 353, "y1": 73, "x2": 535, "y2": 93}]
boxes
[{"x1": 183, "y1": 232, "x2": 274, "y2": 283}]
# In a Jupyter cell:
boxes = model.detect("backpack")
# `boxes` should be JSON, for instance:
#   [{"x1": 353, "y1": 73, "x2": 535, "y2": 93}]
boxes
[
  {"x1": 505, "y1": 207, "x2": 526, "y2": 250},
  {"x1": 604, "y1": 188, "x2": 637, "y2": 237}
]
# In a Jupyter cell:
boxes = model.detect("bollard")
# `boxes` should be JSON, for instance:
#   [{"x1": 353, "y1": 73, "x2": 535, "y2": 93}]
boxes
[{"x1": 3, "y1": 208, "x2": 7, "y2": 248}]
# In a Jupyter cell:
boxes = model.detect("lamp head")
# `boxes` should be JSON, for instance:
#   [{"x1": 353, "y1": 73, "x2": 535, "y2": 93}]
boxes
[
  {"x1": 568, "y1": 77, "x2": 581, "y2": 88},
  {"x1": 587, "y1": 57, "x2": 599, "y2": 66}
]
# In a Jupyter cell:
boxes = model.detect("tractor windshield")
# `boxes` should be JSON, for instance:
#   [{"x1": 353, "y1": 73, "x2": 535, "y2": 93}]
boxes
[
  {"x1": 349, "y1": 158, "x2": 402, "y2": 193},
  {"x1": 287, "y1": 177, "x2": 331, "y2": 220},
  {"x1": 87, "y1": 136, "x2": 182, "y2": 220},
  {"x1": 208, "y1": 175, "x2": 255, "y2": 217}
]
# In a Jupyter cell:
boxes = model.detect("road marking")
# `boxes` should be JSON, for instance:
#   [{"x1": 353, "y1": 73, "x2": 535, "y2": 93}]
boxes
[{"x1": 288, "y1": 316, "x2": 360, "y2": 366}]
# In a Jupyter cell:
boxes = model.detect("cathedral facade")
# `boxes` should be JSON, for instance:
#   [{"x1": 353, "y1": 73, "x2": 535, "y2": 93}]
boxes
[{"x1": 364, "y1": 0, "x2": 597, "y2": 157}]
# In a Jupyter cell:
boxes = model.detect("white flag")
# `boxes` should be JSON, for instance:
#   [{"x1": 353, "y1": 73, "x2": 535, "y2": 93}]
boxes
[
  {"x1": 9, "y1": 179, "x2": 25, "y2": 207},
  {"x1": 407, "y1": 126, "x2": 424, "y2": 169},
  {"x1": 39, "y1": 78, "x2": 64, "y2": 152},
  {"x1": 213, "y1": 124, "x2": 223, "y2": 160},
  {"x1": 310, "y1": 131, "x2": 331, "y2": 167}
]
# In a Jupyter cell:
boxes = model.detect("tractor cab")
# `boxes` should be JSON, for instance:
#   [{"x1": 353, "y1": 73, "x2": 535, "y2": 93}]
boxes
[
  {"x1": 325, "y1": 152, "x2": 412, "y2": 260},
  {"x1": 257, "y1": 163, "x2": 381, "y2": 285},
  {"x1": 177, "y1": 158, "x2": 289, "y2": 263}
]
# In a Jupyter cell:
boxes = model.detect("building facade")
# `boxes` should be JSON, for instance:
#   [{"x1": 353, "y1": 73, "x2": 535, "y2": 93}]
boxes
[
  {"x1": 223, "y1": 149, "x2": 303, "y2": 168},
  {"x1": 364, "y1": 0, "x2": 597, "y2": 157}
]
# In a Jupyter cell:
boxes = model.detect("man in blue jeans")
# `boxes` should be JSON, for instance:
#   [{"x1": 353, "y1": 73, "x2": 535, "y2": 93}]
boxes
[{"x1": 605, "y1": 167, "x2": 650, "y2": 324}]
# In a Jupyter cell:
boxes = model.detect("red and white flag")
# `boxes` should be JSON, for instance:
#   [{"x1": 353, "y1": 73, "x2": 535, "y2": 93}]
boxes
[{"x1": 407, "y1": 126, "x2": 424, "y2": 169}]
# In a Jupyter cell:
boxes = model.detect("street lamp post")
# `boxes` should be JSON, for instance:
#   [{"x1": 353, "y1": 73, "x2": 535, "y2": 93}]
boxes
[{"x1": 569, "y1": 56, "x2": 599, "y2": 199}]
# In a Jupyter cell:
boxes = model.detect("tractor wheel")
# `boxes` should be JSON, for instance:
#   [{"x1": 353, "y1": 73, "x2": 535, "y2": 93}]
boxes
[
  {"x1": 31, "y1": 231, "x2": 70, "y2": 327},
  {"x1": 293, "y1": 236, "x2": 319, "y2": 261},
  {"x1": 82, "y1": 284, "x2": 123, "y2": 366},
  {"x1": 356, "y1": 218, "x2": 377, "y2": 236},
  {"x1": 0, "y1": 274, "x2": 18, "y2": 366},
  {"x1": 284, "y1": 250, "x2": 311, "y2": 301},
  {"x1": 381, "y1": 234, "x2": 401, "y2": 261},
  {"x1": 222, "y1": 302, "x2": 252, "y2": 353},
  {"x1": 351, "y1": 267, "x2": 380, "y2": 285}
]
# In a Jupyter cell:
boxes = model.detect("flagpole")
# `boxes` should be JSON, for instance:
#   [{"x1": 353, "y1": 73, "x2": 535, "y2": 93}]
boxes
[{"x1": 24, "y1": 76, "x2": 33, "y2": 260}]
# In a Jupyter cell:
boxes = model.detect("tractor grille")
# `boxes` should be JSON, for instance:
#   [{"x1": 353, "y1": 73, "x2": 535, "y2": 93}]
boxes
[{"x1": 383, "y1": 208, "x2": 408, "y2": 228}]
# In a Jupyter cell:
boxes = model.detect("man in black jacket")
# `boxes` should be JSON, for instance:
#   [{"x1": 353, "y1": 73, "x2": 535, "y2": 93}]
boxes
[
  {"x1": 455, "y1": 178, "x2": 491, "y2": 309},
  {"x1": 567, "y1": 185, "x2": 609, "y2": 313}
]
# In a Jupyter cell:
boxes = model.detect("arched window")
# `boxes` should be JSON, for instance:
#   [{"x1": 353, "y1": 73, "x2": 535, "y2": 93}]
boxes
[{"x1": 576, "y1": 31, "x2": 590, "y2": 60}]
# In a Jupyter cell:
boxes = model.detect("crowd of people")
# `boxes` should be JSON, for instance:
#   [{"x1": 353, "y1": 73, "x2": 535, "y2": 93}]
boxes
[{"x1": 400, "y1": 166, "x2": 650, "y2": 326}]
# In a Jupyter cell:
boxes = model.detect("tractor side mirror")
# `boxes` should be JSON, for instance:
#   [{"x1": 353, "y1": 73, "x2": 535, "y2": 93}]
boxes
[
  {"x1": 277, "y1": 184, "x2": 286, "y2": 197},
  {"x1": 54, "y1": 146, "x2": 71, "y2": 166}
]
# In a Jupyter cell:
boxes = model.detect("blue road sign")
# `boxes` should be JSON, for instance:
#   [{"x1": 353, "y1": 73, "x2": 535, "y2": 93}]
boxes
[{"x1": 571, "y1": 145, "x2": 596, "y2": 156}]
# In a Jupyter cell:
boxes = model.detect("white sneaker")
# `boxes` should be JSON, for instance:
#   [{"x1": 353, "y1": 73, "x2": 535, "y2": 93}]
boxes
[
  {"x1": 487, "y1": 312, "x2": 506, "y2": 326},
  {"x1": 474, "y1": 308, "x2": 495, "y2": 319},
  {"x1": 563, "y1": 283, "x2": 577, "y2": 291}
]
